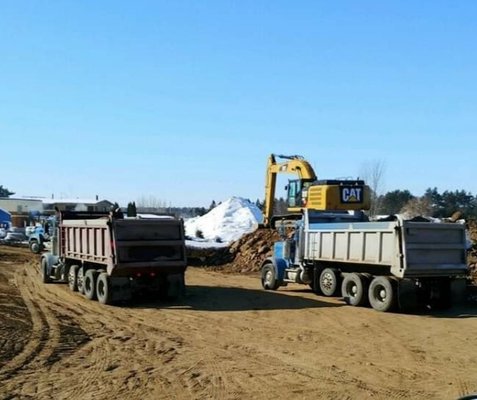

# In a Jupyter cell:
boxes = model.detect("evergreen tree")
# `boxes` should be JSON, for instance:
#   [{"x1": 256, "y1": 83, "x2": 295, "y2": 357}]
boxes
[
  {"x1": 208, "y1": 200, "x2": 217, "y2": 211},
  {"x1": 379, "y1": 190, "x2": 415, "y2": 215},
  {"x1": 126, "y1": 201, "x2": 137, "y2": 217},
  {"x1": 0, "y1": 185, "x2": 14, "y2": 198},
  {"x1": 424, "y1": 187, "x2": 442, "y2": 214},
  {"x1": 422, "y1": 187, "x2": 476, "y2": 218}
]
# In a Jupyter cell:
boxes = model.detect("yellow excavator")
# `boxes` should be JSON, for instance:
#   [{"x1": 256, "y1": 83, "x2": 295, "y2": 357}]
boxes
[{"x1": 263, "y1": 154, "x2": 371, "y2": 227}]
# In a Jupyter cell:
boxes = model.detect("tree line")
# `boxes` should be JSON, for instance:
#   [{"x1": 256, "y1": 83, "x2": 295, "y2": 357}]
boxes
[
  {"x1": 254, "y1": 187, "x2": 477, "y2": 219},
  {"x1": 2, "y1": 184, "x2": 476, "y2": 219},
  {"x1": 376, "y1": 188, "x2": 477, "y2": 219}
]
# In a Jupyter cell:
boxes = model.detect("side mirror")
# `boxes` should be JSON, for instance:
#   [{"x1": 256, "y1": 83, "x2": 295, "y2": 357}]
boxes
[{"x1": 284, "y1": 185, "x2": 288, "y2": 191}]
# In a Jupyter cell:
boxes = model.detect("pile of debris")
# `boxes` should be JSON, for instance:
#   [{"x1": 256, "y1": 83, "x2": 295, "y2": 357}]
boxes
[
  {"x1": 189, "y1": 228, "x2": 280, "y2": 273},
  {"x1": 467, "y1": 220, "x2": 477, "y2": 284}
]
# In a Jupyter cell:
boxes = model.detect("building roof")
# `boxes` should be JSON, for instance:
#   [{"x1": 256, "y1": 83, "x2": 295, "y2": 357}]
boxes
[
  {"x1": 0, "y1": 197, "x2": 43, "y2": 202},
  {"x1": 42, "y1": 198, "x2": 112, "y2": 205}
]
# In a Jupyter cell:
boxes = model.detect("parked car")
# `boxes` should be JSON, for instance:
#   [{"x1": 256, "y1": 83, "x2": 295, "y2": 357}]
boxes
[{"x1": 4, "y1": 231, "x2": 27, "y2": 242}]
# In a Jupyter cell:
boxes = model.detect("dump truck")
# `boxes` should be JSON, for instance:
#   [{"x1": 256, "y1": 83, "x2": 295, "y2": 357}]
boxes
[
  {"x1": 40, "y1": 211, "x2": 187, "y2": 305},
  {"x1": 28, "y1": 216, "x2": 55, "y2": 254},
  {"x1": 261, "y1": 210, "x2": 468, "y2": 311}
]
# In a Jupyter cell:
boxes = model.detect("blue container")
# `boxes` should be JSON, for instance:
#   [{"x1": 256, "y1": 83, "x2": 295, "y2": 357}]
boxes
[{"x1": 0, "y1": 208, "x2": 11, "y2": 229}]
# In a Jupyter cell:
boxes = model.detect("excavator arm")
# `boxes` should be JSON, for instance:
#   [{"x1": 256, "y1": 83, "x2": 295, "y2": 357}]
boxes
[{"x1": 263, "y1": 154, "x2": 317, "y2": 227}]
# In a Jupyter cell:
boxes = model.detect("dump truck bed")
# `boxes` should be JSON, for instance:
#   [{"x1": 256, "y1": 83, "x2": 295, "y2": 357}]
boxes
[
  {"x1": 60, "y1": 217, "x2": 187, "y2": 276},
  {"x1": 302, "y1": 215, "x2": 467, "y2": 278}
]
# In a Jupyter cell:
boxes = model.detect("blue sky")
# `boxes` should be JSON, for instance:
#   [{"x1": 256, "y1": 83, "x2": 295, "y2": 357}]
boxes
[{"x1": 1, "y1": 1, "x2": 476, "y2": 207}]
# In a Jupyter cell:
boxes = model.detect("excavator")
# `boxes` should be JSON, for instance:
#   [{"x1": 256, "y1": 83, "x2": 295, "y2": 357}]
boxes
[{"x1": 263, "y1": 154, "x2": 371, "y2": 227}]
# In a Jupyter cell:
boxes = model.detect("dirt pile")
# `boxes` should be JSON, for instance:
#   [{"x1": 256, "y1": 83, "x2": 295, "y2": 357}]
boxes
[
  {"x1": 222, "y1": 228, "x2": 280, "y2": 273},
  {"x1": 467, "y1": 220, "x2": 477, "y2": 284},
  {"x1": 190, "y1": 228, "x2": 280, "y2": 273}
]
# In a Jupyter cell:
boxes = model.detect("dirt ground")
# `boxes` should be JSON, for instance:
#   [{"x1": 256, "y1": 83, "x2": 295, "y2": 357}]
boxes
[{"x1": 1, "y1": 246, "x2": 477, "y2": 400}]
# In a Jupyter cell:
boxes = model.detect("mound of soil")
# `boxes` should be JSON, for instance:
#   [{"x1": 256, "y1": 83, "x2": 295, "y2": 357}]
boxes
[
  {"x1": 467, "y1": 220, "x2": 477, "y2": 284},
  {"x1": 190, "y1": 228, "x2": 280, "y2": 273}
]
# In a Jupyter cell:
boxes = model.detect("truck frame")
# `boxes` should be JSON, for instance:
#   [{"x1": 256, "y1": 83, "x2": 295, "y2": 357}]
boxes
[
  {"x1": 41, "y1": 211, "x2": 187, "y2": 305},
  {"x1": 261, "y1": 210, "x2": 468, "y2": 311}
]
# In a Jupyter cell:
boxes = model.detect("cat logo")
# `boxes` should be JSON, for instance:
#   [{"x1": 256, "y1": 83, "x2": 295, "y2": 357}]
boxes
[{"x1": 341, "y1": 187, "x2": 363, "y2": 203}]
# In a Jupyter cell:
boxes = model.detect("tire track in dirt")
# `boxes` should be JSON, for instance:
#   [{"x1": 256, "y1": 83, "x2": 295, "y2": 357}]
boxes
[
  {"x1": 0, "y1": 261, "x2": 96, "y2": 399},
  {"x1": 2, "y1": 248, "x2": 477, "y2": 400},
  {"x1": 13, "y1": 261, "x2": 194, "y2": 400},
  {"x1": 0, "y1": 278, "x2": 50, "y2": 383},
  {"x1": 155, "y1": 284, "x2": 437, "y2": 400}
]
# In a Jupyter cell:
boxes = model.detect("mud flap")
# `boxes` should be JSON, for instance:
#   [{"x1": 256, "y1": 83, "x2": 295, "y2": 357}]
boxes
[
  {"x1": 110, "y1": 277, "x2": 132, "y2": 302},
  {"x1": 450, "y1": 278, "x2": 467, "y2": 306},
  {"x1": 398, "y1": 279, "x2": 418, "y2": 311},
  {"x1": 167, "y1": 273, "x2": 186, "y2": 299}
]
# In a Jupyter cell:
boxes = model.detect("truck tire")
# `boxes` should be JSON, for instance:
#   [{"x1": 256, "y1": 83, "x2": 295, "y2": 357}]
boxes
[
  {"x1": 84, "y1": 269, "x2": 99, "y2": 301},
  {"x1": 341, "y1": 273, "x2": 367, "y2": 306},
  {"x1": 261, "y1": 263, "x2": 280, "y2": 290},
  {"x1": 30, "y1": 240, "x2": 41, "y2": 254},
  {"x1": 368, "y1": 276, "x2": 396, "y2": 312},
  {"x1": 97, "y1": 273, "x2": 113, "y2": 305},
  {"x1": 41, "y1": 258, "x2": 52, "y2": 284},
  {"x1": 68, "y1": 265, "x2": 79, "y2": 292},
  {"x1": 319, "y1": 268, "x2": 340, "y2": 297},
  {"x1": 77, "y1": 267, "x2": 85, "y2": 294}
]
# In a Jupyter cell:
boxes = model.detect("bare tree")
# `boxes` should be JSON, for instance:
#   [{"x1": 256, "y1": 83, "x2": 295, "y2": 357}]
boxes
[
  {"x1": 360, "y1": 160, "x2": 386, "y2": 217},
  {"x1": 400, "y1": 197, "x2": 433, "y2": 219},
  {"x1": 136, "y1": 195, "x2": 168, "y2": 211}
]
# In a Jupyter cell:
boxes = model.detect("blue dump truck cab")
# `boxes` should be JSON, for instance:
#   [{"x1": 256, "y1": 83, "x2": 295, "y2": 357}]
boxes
[{"x1": 28, "y1": 216, "x2": 55, "y2": 254}]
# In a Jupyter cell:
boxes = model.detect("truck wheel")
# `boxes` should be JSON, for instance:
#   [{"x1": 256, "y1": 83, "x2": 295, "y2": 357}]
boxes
[
  {"x1": 84, "y1": 270, "x2": 99, "y2": 301},
  {"x1": 68, "y1": 265, "x2": 79, "y2": 292},
  {"x1": 77, "y1": 267, "x2": 85, "y2": 294},
  {"x1": 261, "y1": 263, "x2": 280, "y2": 290},
  {"x1": 368, "y1": 276, "x2": 396, "y2": 312},
  {"x1": 41, "y1": 258, "x2": 52, "y2": 284},
  {"x1": 30, "y1": 240, "x2": 41, "y2": 254},
  {"x1": 319, "y1": 268, "x2": 340, "y2": 296},
  {"x1": 97, "y1": 273, "x2": 113, "y2": 305},
  {"x1": 341, "y1": 273, "x2": 367, "y2": 306}
]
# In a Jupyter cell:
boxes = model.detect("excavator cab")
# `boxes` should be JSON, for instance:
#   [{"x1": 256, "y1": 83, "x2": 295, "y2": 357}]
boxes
[{"x1": 286, "y1": 179, "x2": 314, "y2": 208}]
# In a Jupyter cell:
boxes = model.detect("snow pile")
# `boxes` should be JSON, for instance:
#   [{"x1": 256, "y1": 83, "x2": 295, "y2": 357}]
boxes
[{"x1": 185, "y1": 197, "x2": 263, "y2": 246}]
